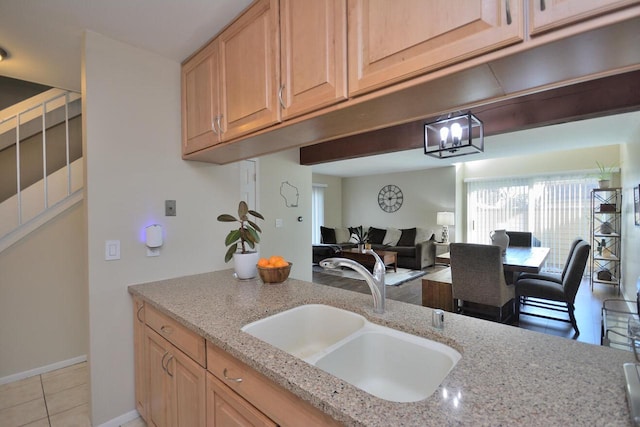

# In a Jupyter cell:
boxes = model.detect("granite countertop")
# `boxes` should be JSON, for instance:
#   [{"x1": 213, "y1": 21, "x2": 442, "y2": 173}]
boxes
[{"x1": 128, "y1": 269, "x2": 635, "y2": 426}]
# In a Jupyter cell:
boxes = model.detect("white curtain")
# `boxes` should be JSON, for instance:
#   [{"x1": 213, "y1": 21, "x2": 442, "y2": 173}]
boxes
[
  {"x1": 311, "y1": 184, "x2": 326, "y2": 244},
  {"x1": 466, "y1": 174, "x2": 597, "y2": 273}
]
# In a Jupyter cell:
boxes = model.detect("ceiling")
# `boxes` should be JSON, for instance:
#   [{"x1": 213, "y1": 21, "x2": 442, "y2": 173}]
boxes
[{"x1": 1, "y1": 1, "x2": 638, "y2": 178}]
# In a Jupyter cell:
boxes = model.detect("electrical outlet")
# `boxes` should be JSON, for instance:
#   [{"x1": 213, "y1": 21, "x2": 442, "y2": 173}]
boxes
[{"x1": 165, "y1": 200, "x2": 176, "y2": 216}]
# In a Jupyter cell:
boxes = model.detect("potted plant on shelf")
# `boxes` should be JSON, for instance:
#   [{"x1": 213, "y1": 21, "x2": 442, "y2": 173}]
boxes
[
  {"x1": 596, "y1": 161, "x2": 616, "y2": 189},
  {"x1": 217, "y1": 201, "x2": 264, "y2": 279}
]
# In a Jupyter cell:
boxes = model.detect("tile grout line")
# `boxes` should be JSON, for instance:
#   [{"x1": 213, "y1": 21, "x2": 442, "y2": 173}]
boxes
[{"x1": 39, "y1": 374, "x2": 52, "y2": 426}]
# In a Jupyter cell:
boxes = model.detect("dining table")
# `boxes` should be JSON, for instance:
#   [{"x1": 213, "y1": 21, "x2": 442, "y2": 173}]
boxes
[{"x1": 436, "y1": 245, "x2": 551, "y2": 275}]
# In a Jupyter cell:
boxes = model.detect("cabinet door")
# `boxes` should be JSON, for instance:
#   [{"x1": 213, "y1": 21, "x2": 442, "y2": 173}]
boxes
[
  {"x1": 529, "y1": 0, "x2": 639, "y2": 35},
  {"x1": 168, "y1": 344, "x2": 206, "y2": 426},
  {"x1": 146, "y1": 329, "x2": 171, "y2": 427},
  {"x1": 280, "y1": 0, "x2": 347, "y2": 119},
  {"x1": 206, "y1": 373, "x2": 276, "y2": 427},
  {"x1": 219, "y1": 0, "x2": 280, "y2": 141},
  {"x1": 133, "y1": 298, "x2": 147, "y2": 420},
  {"x1": 347, "y1": 0, "x2": 523, "y2": 96},
  {"x1": 182, "y1": 40, "x2": 220, "y2": 155}
]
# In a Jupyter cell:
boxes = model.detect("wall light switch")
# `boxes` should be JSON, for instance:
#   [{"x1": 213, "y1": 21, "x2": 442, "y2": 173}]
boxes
[
  {"x1": 105, "y1": 240, "x2": 120, "y2": 261},
  {"x1": 275, "y1": 218, "x2": 283, "y2": 228},
  {"x1": 165, "y1": 200, "x2": 176, "y2": 216}
]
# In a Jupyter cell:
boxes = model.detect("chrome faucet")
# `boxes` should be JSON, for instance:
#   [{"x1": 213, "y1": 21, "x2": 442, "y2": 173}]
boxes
[{"x1": 320, "y1": 249, "x2": 386, "y2": 314}]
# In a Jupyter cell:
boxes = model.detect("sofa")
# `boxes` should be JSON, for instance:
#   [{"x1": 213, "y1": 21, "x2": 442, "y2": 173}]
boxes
[{"x1": 313, "y1": 226, "x2": 436, "y2": 270}]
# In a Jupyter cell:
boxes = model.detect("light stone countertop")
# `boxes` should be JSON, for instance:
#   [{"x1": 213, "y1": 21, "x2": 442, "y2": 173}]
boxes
[{"x1": 128, "y1": 269, "x2": 635, "y2": 426}]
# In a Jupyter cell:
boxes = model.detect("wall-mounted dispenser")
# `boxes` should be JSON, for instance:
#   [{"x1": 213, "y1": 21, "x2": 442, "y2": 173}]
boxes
[{"x1": 145, "y1": 224, "x2": 163, "y2": 257}]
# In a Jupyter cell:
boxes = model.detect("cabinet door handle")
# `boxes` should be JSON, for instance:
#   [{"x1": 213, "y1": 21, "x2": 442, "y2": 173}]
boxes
[
  {"x1": 211, "y1": 117, "x2": 219, "y2": 135},
  {"x1": 223, "y1": 368, "x2": 243, "y2": 383},
  {"x1": 161, "y1": 351, "x2": 170, "y2": 372},
  {"x1": 540, "y1": 0, "x2": 546, "y2": 11},
  {"x1": 505, "y1": 0, "x2": 512, "y2": 25},
  {"x1": 136, "y1": 304, "x2": 144, "y2": 323},
  {"x1": 216, "y1": 115, "x2": 223, "y2": 134},
  {"x1": 278, "y1": 85, "x2": 286, "y2": 109},
  {"x1": 160, "y1": 325, "x2": 173, "y2": 335},
  {"x1": 165, "y1": 355, "x2": 174, "y2": 377}
]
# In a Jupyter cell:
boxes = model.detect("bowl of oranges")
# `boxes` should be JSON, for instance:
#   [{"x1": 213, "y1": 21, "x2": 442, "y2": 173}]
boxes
[{"x1": 257, "y1": 255, "x2": 292, "y2": 284}]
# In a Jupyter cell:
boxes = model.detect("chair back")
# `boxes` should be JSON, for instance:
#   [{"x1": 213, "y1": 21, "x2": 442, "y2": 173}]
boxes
[
  {"x1": 560, "y1": 238, "x2": 584, "y2": 281},
  {"x1": 506, "y1": 231, "x2": 533, "y2": 247},
  {"x1": 450, "y1": 243, "x2": 514, "y2": 307},
  {"x1": 562, "y1": 240, "x2": 591, "y2": 304}
]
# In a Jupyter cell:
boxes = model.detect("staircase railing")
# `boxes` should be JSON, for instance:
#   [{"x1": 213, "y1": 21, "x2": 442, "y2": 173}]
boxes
[{"x1": 0, "y1": 89, "x2": 83, "y2": 252}]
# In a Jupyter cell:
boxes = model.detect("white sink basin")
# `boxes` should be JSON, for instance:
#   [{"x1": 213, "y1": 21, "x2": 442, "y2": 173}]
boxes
[
  {"x1": 241, "y1": 304, "x2": 366, "y2": 359},
  {"x1": 242, "y1": 304, "x2": 461, "y2": 402},
  {"x1": 315, "y1": 328, "x2": 461, "y2": 402}
]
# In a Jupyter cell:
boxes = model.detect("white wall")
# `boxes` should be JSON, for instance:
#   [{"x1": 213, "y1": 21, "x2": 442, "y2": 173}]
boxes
[
  {"x1": 83, "y1": 31, "x2": 242, "y2": 425},
  {"x1": 342, "y1": 167, "x2": 455, "y2": 240},
  {"x1": 312, "y1": 173, "x2": 342, "y2": 228},
  {"x1": 621, "y1": 138, "x2": 640, "y2": 300},
  {"x1": 0, "y1": 202, "x2": 87, "y2": 378},
  {"x1": 258, "y1": 149, "x2": 312, "y2": 282}
]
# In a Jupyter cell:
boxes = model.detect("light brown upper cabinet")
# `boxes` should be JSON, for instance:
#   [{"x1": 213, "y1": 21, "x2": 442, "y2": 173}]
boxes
[
  {"x1": 347, "y1": 0, "x2": 524, "y2": 96},
  {"x1": 218, "y1": 0, "x2": 280, "y2": 141},
  {"x1": 529, "y1": 0, "x2": 640, "y2": 35},
  {"x1": 182, "y1": 40, "x2": 220, "y2": 155},
  {"x1": 279, "y1": 0, "x2": 348, "y2": 119}
]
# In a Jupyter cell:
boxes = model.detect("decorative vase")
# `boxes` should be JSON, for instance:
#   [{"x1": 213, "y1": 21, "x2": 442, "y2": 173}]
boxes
[
  {"x1": 233, "y1": 251, "x2": 259, "y2": 279},
  {"x1": 599, "y1": 179, "x2": 610, "y2": 189},
  {"x1": 600, "y1": 221, "x2": 612, "y2": 234},
  {"x1": 489, "y1": 229, "x2": 509, "y2": 256},
  {"x1": 357, "y1": 243, "x2": 365, "y2": 253}
]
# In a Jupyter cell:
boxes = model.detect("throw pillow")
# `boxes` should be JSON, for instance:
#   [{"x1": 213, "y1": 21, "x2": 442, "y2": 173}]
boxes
[
  {"x1": 349, "y1": 233, "x2": 359, "y2": 243},
  {"x1": 397, "y1": 227, "x2": 417, "y2": 246},
  {"x1": 334, "y1": 227, "x2": 350, "y2": 243},
  {"x1": 382, "y1": 227, "x2": 401, "y2": 246},
  {"x1": 320, "y1": 226, "x2": 336, "y2": 244},
  {"x1": 415, "y1": 228, "x2": 433, "y2": 244},
  {"x1": 367, "y1": 227, "x2": 387, "y2": 244}
]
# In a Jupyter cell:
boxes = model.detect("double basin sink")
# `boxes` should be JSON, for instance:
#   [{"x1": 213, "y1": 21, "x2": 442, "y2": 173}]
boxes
[{"x1": 241, "y1": 304, "x2": 461, "y2": 403}]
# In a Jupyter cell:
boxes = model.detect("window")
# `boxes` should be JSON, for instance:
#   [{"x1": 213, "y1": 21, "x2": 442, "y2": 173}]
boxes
[
  {"x1": 311, "y1": 184, "x2": 326, "y2": 244},
  {"x1": 466, "y1": 174, "x2": 598, "y2": 272}
]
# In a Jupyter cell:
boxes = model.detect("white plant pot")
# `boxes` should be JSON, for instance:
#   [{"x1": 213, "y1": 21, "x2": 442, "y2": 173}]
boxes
[
  {"x1": 599, "y1": 179, "x2": 611, "y2": 189},
  {"x1": 233, "y1": 251, "x2": 259, "y2": 280}
]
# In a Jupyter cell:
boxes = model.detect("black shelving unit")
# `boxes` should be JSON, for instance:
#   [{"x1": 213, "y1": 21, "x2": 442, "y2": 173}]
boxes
[{"x1": 590, "y1": 187, "x2": 622, "y2": 294}]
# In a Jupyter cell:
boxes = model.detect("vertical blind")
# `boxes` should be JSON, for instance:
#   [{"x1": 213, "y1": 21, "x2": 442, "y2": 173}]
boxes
[
  {"x1": 466, "y1": 174, "x2": 597, "y2": 273},
  {"x1": 311, "y1": 184, "x2": 326, "y2": 244}
]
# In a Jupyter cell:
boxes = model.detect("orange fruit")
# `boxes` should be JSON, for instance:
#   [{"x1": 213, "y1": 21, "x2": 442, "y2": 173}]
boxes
[
  {"x1": 257, "y1": 258, "x2": 270, "y2": 268},
  {"x1": 273, "y1": 259, "x2": 288, "y2": 268},
  {"x1": 269, "y1": 255, "x2": 284, "y2": 265}
]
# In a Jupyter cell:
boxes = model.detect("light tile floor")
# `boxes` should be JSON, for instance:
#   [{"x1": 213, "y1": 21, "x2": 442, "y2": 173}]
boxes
[{"x1": 0, "y1": 362, "x2": 90, "y2": 427}]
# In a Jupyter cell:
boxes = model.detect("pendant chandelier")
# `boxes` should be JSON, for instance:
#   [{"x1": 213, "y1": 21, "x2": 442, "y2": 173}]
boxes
[{"x1": 424, "y1": 111, "x2": 484, "y2": 159}]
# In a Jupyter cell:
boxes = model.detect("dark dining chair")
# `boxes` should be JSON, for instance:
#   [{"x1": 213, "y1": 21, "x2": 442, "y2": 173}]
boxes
[
  {"x1": 517, "y1": 237, "x2": 584, "y2": 284},
  {"x1": 514, "y1": 240, "x2": 591, "y2": 335},
  {"x1": 450, "y1": 243, "x2": 515, "y2": 323},
  {"x1": 506, "y1": 231, "x2": 533, "y2": 247}
]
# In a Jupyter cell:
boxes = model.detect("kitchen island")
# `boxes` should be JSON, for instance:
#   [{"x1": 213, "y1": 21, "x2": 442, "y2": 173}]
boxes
[{"x1": 129, "y1": 269, "x2": 635, "y2": 426}]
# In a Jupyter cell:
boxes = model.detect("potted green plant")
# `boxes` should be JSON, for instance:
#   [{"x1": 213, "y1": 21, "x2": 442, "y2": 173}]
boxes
[
  {"x1": 217, "y1": 201, "x2": 264, "y2": 279},
  {"x1": 351, "y1": 226, "x2": 369, "y2": 252},
  {"x1": 596, "y1": 161, "x2": 616, "y2": 189}
]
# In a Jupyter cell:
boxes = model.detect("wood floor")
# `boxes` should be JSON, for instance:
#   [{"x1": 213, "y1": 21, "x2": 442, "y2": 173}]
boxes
[{"x1": 312, "y1": 265, "x2": 625, "y2": 346}]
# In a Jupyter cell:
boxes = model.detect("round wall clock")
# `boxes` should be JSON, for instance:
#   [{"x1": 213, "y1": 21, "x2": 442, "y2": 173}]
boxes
[{"x1": 378, "y1": 185, "x2": 404, "y2": 213}]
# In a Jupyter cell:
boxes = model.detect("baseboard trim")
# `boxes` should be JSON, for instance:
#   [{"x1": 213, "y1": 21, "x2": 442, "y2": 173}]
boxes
[
  {"x1": 96, "y1": 409, "x2": 141, "y2": 427},
  {"x1": 0, "y1": 354, "x2": 87, "y2": 385}
]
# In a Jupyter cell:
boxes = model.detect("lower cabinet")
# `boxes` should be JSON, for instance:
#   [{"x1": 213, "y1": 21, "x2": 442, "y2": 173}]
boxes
[
  {"x1": 206, "y1": 372, "x2": 276, "y2": 427},
  {"x1": 133, "y1": 297, "x2": 147, "y2": 420},
  {"x1": 145, "y1": 327, "x2": 206, "y2": 427}
]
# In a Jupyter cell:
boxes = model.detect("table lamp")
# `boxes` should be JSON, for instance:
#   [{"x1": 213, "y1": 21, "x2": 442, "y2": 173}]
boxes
[{"x1": 436, "y1": 212, "x2": 455, "y2": 243}]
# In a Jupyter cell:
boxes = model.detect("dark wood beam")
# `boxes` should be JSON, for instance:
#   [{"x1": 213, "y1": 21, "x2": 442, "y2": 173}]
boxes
[{"x1": 300, "y1": 70, "x2": 640, "y2": 165}]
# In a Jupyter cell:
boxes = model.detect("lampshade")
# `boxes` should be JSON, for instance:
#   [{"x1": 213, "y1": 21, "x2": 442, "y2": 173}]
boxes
[
  {"x1": 424, "y1": 111, "x2": 483, "y2": 159},
  {"x1": 437, "y1": 212, "x2": 455, "y2": 226}
]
